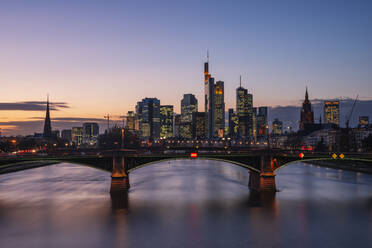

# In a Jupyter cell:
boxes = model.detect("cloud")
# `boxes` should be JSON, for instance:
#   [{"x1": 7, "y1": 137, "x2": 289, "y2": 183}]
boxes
[
  {"x1": 0, "y1": 117, "x2": 116, "y2": 136},
  {"x1": 29, "y1": 117, "x2": 105, "y2": 122},
  {"x1": 0, "y1": 101, "x2": 69, "y2": 111}
]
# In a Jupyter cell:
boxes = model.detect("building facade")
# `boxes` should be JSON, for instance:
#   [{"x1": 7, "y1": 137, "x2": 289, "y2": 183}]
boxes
[
  {"x1": 257, "y1": 107, "x2": 268, "y2": 137},
  {"x1": 205, "y1": 71, "x2": 214, "y2": 138},
  {"x1": 324, "y1": 101, "x2": 340, "y2": 126},
  {"x1": 272, "y1": 118, "x2": 283, "y2": 135},
  {"x1": 228, "y1": 108, "x2": 239, "y2": 138},
  {"x1": 192, "y1": 112, "x2": 206, "y2": 139},
  {"x1": 82, "y1": 122, "x2": 99, "y2": 146},
  {"x1": 126, "y1": 111, "x2": 136, "y2": 132},
  {"x1": 72, "y1": 127, "x2": 83, "y2": 146},
  {"x1": 137, "y1": 98, "x2": 161, "y2": 139},
  {"x1": 181, "y1": 94, "x2": 198, "y2": 123},
  {"x1": 214, "y1": 81, "x2": 225, "y2": 137},
  {"x1": 160, "y1": 105, "x2": 173, "y2": 138}
]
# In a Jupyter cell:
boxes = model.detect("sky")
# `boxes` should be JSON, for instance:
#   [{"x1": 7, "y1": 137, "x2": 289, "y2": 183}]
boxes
[{"x1": 0, "y1": 0, "x2": 371, "y2": 135}]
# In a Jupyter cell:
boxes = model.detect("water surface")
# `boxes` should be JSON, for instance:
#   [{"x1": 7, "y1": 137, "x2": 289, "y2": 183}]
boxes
[{"x1": 0, "y1": 160, "x2": 371, "y2": 248}]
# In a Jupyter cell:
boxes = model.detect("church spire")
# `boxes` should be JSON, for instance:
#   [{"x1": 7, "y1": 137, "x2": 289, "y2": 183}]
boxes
[{"x1": 43, "y1": 95, "x2": 52, "y2": 138}]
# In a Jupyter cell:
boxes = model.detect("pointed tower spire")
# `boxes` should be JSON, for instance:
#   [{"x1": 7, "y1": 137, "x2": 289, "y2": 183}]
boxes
[
  {"x1": 43, "y1": 94, "x2": 52, "y2": 138},
  {"x1": 239, "y1": 75, "x2": 242, "y2": 87},
  {"x1": 305, "y1": 86, "x2": 309, "y2": 101}
]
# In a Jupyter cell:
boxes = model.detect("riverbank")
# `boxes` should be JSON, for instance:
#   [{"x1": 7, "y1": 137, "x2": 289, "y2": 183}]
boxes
[
  {"x1": 304, "y1": 159, "x2": 372, "y2": 174},
  {"x1": 0, "y1": 161, "x2": 59, "y2": 175}
]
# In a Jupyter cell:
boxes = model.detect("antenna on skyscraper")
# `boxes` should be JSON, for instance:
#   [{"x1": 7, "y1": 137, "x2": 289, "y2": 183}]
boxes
[
  {"x1": 240, "y1": 75, "x2": 242, "y2": 87},
  {"x1": 207, "y1": 49, "x2": 209, "y2": 63}
]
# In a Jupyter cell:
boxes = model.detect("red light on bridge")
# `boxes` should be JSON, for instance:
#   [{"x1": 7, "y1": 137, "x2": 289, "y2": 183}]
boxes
[
  {"x1": 190, "y1": 152, "x2": 198, "y2": 158},
  {"x1": 299, "y1": 153, "x2": 304, "y2": 159}
]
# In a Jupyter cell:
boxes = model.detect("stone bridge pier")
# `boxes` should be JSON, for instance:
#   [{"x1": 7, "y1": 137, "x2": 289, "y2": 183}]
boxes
[
  {"x1": 248, "y1": 154, "x2": 277, "y2": 193},
  {"x1": 110, "y1": 152, "x2": 130, "y2": 194}
]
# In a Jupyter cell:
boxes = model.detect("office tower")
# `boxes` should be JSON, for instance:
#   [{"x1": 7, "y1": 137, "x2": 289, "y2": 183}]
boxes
[
  {"x1": 214, "y1": 81, "x2": 225, "y2": 137},
  {"x1": 252, "y1": 107, "x2": 257, "y2": 140},
  {"x1": 272, "y1": 118, "x2": 283, "y2": 135},
  {"x1": 43, "y1": 95, "x2": 52, "y2": 138},
  {"x1": 299, "y1": 87, "x2": 314, "y2": 129},
  {"x1": 82, "y1": 122, "x2": 99, "y2": 146},
  {"x1": 236, "y1": 78, "x2": 253, "y2": 138},
  {"x1": 126, "y1": 111, "x2": 136, "y2": 132},
  {"x1": 173, "y1": 114, "x2": 181, "y2": 138},
  {"x1": 358, "y1": 116, "x2": 369, "y2": 128},
  {"x1": 61, "y1": 129, "x2": 72, "y2": 142},
  {"x1": 192, "y1": 112, "x2": 206, "y2": 139},
  {"x1": 138, "y1": 98, "x2": 161, "y2": 139},
  {"x1": 181, "y1": 94, "x2": 198, "y2": 123},
  {"x1": 72, "y1": 127, "x2": 83, "y2": 146},
  {"x1": 324, "y1": 100, "x2": 340, "y2": 126},
  {"x1": 160, "y1": 105, "x2": 174, "y2": 138},
  {"x1": 135, "y1": 101, "x2": 143, "y2": 136},
  {"x1": 204, "y1": 52, "x2": 214, "y2": 138},
  {"x1": 228, "y1": 109, "x2": 239, "y2": 138},
  {"x1": 257, "y1": 107, "x2": 268, "y2": 137}
]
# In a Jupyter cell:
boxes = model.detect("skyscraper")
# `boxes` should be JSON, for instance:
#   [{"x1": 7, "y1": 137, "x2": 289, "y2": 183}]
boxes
[
  {"x1": 252, "y1": 107, "x2": 257, "y2": 140},
  {"x1": 214, "y1": 81, "x2": 225, "y2": 137},
  {"x1": 135, "y1": 101, "x2": 143, "y2": 136},
  {"x1": 173, "y1": 114, "x2": 181, "y2": 138},
  {"x1": 181, "y1": 94, "x2": 198, "y2": 123},
  {"x1": 299, "y1": 87, "x2": 314, "y2": 130},
  {"x1": 324, "y1": 101, "x2": 340, "y2": 126},
  {"x1": 257, "y1": 107, "x2": 268, "y2": 137},
  {"x1": 160, "y1": 105, "x2": 173, "y2": 138},
  {"x1": 137, "y1": 98, "x2": 161, "y2": 139},
  {"x1": 236, "y1": 77, "x2": 253, "y2": 138},
  {"x1": 204, "y1": 52, "x2": 215, "y2": 139},
  {"x1": 43, "y1": 95, "x2": 52, "y2": 138},
  {"x1": 228, "y1": 108, "x2": 239, "y2": 138}
]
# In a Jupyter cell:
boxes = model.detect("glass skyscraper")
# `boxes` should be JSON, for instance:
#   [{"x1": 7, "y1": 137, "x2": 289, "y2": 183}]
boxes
[
  {"x1": 236, "y1": 79, "x2": 253, "y2": 138},
  {"x1": 160, "y1": 105, "x2": 173, "y2": 138},
  {"x1": 214, "y1": 81, "x2": 225, "y2": 137},
  {"x1": 137, "y1": 98, "x2": 160, "y2": 139},
  {"x1": 181, "y1": 94, "x2": 198, "y2": 123}
]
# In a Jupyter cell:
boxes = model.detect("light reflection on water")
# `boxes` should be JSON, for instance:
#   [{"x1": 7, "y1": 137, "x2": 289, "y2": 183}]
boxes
[{"x1": 0, "y1": 160, "x2": 372, "y2": 248}]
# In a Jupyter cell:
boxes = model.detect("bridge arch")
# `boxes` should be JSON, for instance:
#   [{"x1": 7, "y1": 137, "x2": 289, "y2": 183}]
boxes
[{"x1": 127, "y1": 157, "x2": 260, "y2": 173}]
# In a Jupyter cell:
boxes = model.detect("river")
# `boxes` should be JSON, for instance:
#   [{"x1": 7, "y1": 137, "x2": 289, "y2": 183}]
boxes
[{"x1": 0, "y1": 160, "x2": 371, "y2": 248}]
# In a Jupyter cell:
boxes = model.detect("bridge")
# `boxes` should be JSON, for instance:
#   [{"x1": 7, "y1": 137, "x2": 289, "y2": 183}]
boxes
[{"x1": 1, "y1": 149, "x2": 371, "y2": 194}]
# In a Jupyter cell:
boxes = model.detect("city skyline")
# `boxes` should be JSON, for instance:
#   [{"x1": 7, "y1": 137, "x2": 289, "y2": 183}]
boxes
[{"x1": 1, "y1": 0, "x2": 371, "y2": 135}]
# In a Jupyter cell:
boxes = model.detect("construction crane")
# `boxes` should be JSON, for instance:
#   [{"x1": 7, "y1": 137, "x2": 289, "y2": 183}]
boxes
[{"x1": 345, "y1": 95, "x2": 358, "y2": 129}]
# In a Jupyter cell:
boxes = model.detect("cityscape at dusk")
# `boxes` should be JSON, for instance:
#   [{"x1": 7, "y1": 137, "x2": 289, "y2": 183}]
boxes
[
  {"x1": 1, "y1": 0, "x2": 371, "y2": 136},
  {"x1": 1, "y1": 1, "x2": 372, "y2": 248}
]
